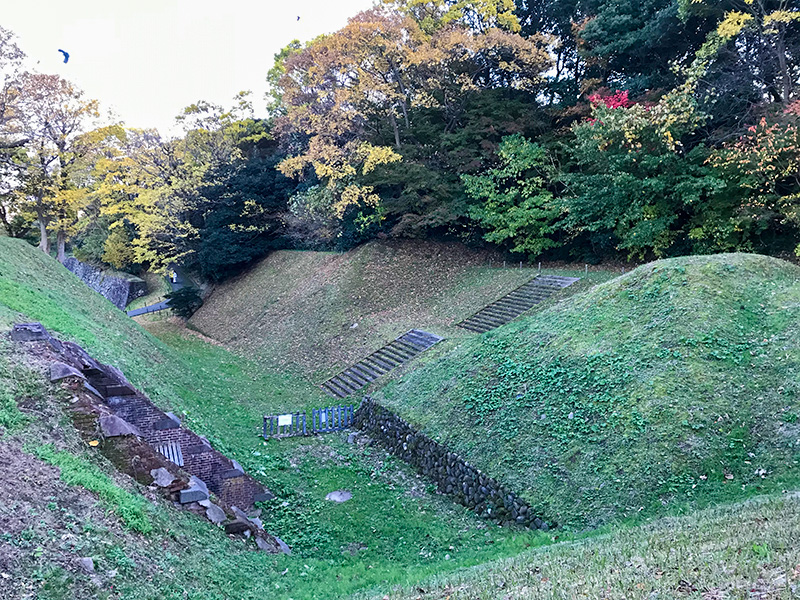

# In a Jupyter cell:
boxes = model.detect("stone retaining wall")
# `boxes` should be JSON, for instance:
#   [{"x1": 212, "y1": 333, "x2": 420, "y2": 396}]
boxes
[
  {"x1": 11, "y1": 323, "x2": 272, "y2": 510},
  {"x1": 354, "y1": 397, "x2": 552, "y2": 530},
  {"x1": 63, "y1": 258, "x2": 147, "y2": 310}
]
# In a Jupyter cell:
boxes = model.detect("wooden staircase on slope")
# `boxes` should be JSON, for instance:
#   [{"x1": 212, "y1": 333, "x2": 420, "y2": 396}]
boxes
[
  {"x1": 457, "y1": 274, "x2": 580, "y2": 333},
  {"x1": 321, "y1": 329, "x2": 443, "y2": 398}
]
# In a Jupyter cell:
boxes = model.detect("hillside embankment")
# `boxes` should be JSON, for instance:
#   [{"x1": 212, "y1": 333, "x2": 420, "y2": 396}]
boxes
[
  {"x1": 189, "y1": 240, "x2": 603, "y2": 380},
  {"x1": 374, "y1": 253, "x2": 800, "y2": 528}
]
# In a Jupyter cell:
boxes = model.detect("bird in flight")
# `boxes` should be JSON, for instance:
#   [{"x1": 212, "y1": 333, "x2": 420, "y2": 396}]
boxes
[{"x1": 58, "y1": 49, "x2": 69, "y2": 63}]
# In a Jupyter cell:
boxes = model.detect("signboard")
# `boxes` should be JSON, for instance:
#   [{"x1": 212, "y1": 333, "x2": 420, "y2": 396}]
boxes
[{"x1": 277, "y1": 414, "x2": 293, "y2": 427}]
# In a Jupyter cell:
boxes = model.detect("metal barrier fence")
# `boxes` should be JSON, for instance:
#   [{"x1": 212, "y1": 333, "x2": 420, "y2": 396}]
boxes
[
  {"x1": 312, "y1": 405, "x2": 354, "y2": 433},
  {"x1": 263, "y1": 404, "x2": 355, "y2": 439},
  {"x1": 263, "y1": 412, "x2": 306, "y2": 438}
]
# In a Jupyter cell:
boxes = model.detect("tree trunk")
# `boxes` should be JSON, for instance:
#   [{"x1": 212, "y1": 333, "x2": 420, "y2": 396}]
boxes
[
  {"x1": 0, "y1": 203, "x2": 10, "y2": 236},
  {"x1": 56, "y1": 229, "x2": 66, "y2": 263},
  {"x1": 37, "y1": 218, "x2": 49, "y2": 255},
  {"x1": 388, "y1": 59, "x2": 411, "y2": 129},
  {"x1": 390, "y1": 112, "x2": 401, "y2": 149},
  {"x1": 776, "y1": 33, "x2": 791, "y2": 103}
]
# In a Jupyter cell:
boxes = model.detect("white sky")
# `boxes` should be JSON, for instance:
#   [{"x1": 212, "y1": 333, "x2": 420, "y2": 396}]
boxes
[{"x1": 3, "y1": 0, "x2": 376, "y2": 135}]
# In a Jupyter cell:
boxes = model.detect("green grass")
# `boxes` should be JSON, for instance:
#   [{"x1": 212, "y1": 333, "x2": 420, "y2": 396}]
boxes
[
  {"x1": 0, "y1": 341, "x2": 29, "y2": 432},
  {"x1": 365, "y1": 493, "x2": 800, "y2": 599},
  {"x1": 31, "y1": 444, "x2": 154, "y2": 534},
  {"x1": 375, "y1": 253, "x2": 800, "y2": 529}
]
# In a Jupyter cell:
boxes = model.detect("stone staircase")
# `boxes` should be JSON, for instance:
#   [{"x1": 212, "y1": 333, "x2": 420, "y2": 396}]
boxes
[
  {"x1": 457, "y1": 274, "x2": 580, "y2": 333},
  {"x1": 322, "y1": 329, "x2": 443, "y2": 398}
]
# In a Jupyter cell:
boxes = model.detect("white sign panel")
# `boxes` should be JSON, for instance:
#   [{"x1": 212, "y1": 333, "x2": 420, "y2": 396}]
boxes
[{"x1": 277, "y1": 414, "x2": 293, "y2": 427}]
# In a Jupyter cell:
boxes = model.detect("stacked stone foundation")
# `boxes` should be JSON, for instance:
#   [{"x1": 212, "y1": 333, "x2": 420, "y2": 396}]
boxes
[{"x1": 354, "y1": 396, "x2": 552, "y2": 530}]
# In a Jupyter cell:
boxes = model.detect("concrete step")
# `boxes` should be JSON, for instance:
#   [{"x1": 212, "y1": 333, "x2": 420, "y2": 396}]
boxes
[
  {"x1": 361, "y1": 356, "x2": 391, "y2": 373},
  {"x1": 457, "y1": 274, "x2": 580, "y2": 333},
  {"x1": 380, "y1": 345, "x2": 412, "y2": 362},
  {"x1": 494, "y1": 294, "x2": 537, "y2": 308},
  {"x1": 460, "y1": 320, "x2": 494, "y2": 333},
  {"x1": 321, "y1": 329, "x2": 443, "y2": 397},
  {"x1": 329, "y1": 375, "x2": 358, "y2": 394},
  {"x1": 338, "y1": 370, "x2": 369, "y2": 388},
  {"x1": 393, "y1": 339, "x2": 423, "y2": 354},
  {"x1": 322, "y1": 381, "x2": 347, "y2": 398},
  {"x1": 344, "y1": 367, "x2": 373, "y2": 385},
  {"x1": 481, "y1": 304, "x2": 525, "y2": 319},
  {"x1": 468, "y1": 311, "x2": 509, "y2": 326},
  {"x1": 371, "y1": 350, "x2": 402, "y2": 366},
  {"x1": 352, "y1": 362, "x2": 381, "y2": 379}
]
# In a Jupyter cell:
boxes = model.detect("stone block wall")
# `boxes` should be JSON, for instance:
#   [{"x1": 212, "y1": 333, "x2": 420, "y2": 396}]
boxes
[
  {"x1": 13, "y1": 323, "x2": 271, "y2": 510},
  {"x1": 63, "y1": 258, "x2": 147, "y2": 310},
  {"x1": 354, "y1": 397, "x2": 552, "y2": 530}
]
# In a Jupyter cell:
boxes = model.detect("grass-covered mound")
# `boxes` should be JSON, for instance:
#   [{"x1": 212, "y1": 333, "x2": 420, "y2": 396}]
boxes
[
  {"x1": 189, "y1": 240, "x2": 601, "y2": 379},
  {"x1": 374, "y1": 253, "x2": 800, "y2": 528}
]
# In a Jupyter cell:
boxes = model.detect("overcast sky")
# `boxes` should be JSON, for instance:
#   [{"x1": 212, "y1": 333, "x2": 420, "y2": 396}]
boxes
[{"x1": 3, "y1": 0, "x2": 375, "y2": 134}]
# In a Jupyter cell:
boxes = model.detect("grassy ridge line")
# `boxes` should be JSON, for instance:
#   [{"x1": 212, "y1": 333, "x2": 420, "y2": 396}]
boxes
[
  {"x1": 362, "y1": 493, "x2": 800, "y2": 599},
  {"x1": 189, "y1": 240, "x2": 606, "y2": 380},
  {"x1": 375, "y1": 253, "x2": 800, "y2": 528}
]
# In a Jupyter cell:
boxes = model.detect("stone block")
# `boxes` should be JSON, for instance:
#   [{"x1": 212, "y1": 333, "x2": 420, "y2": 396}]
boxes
[
  {"x1": 220, "y1": 459, "x2": 245, "y2": 479},
  {"x1": 253, "y1": 489, "x2": 274, "y2": 503},
  {"x1": 179, "y1": 476, "x2": 209, "y2": 503},
  {"x1": 224, "y1": 519, "x2": 250, "y2": 535},
  {"x1": 150, "y1": 467, "x2": 175, "y2": 488},
  {"x1": 100, "y1": 415, "x2": 142, "y2": 438},
  {"x1": 77, "y1": 557, "x2": 94, "y2": 574},
  {"x1": 205, "y1": 502, "x2": 226, "y2": 525},
  {"x1": 275, "y1": 536, "x2": 292, "y2": 555},
  {"x1": 11, "y1": 322, "x2": 50, "y2": 342},
  {"x1": 325, "y1": 490, "x2": 352, "y2": 503},
  {"x1": 154, "y1": 412, "x2": 181, "y2": 430},
  {"x1": 82, "y1": 382, "x2": 104, "y2": 399},
  {"x1": 255, "y1": 536, "x2": 278, "y2": 553},
  {"x1": 50, "y1": 362, "x2": 86, "y2": 382}
]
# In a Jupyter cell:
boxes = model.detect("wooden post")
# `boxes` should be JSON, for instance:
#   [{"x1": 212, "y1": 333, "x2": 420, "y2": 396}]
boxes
[
  {"x1": 263, "y1": 416, "x2": 267, "y2": 439},
  {"x1": 538, "y1": 262, "x2": 541, "y2": 273},
  {"x1": 585, "y1": 264, "x2": 588, "y2": 275},
  {"x1": 503, "y1": 260, "x2": 506, "y2": 269}
]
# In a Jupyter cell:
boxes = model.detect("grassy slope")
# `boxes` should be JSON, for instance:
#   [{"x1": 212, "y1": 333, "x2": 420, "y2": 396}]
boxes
[
  {"x1": 0, "y1": 237, "x2": 548, "y2": 598},
  {"x1": 374, "y1": 253, "x2": 800, "y2": 529},
  {"x1": 364, "y1": 493, "x2": 800, "y2": 600},
  {"x1": 189, "y1": 240, "x2": 606, "y2": 380}
]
